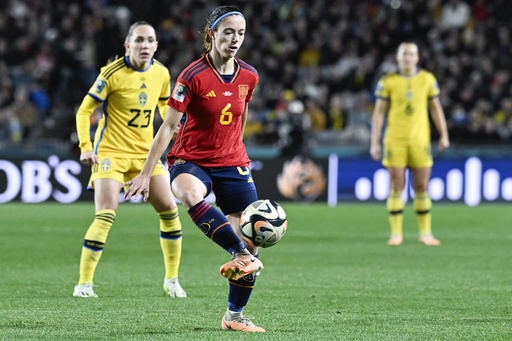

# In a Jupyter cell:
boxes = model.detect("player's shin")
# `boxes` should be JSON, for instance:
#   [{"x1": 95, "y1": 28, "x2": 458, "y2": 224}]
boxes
[
  {"x1": 159, "y1": 208, "x2": 182, "y2": 279},
  {"x1": 414, "y1": 192, "x2": 432, "y2": 236},
  {"x1": 188, "y1": 200, "x2": 245, "y2": 254},
  {"x1": 227, "y1": 273, "x2": 257, "y2": 313},
  {"x1": 387, "y1": 191, "x2": 404, "y2": 237},
  {"x1": 79, "y1": 209, "x2": 116, "y2": 284}
]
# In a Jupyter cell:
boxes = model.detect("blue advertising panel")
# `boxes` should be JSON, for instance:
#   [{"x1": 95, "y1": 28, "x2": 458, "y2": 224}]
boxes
[{"x1": 329, "y1": 155, "x2": 512, "y2": 206}]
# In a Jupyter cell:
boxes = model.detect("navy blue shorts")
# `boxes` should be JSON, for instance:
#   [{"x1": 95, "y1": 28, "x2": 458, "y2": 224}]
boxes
[{"x1": 169, "y1": 159, "x2": 257, "y2": 215}]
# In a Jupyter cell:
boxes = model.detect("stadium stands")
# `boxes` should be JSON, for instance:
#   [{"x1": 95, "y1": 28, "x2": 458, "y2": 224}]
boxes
[{"x1": 1, "y1": 0, "x2": 511, "y2": 147}]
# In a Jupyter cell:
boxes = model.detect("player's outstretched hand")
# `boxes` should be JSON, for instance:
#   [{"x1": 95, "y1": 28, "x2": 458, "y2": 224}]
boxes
[{"x1": 123, "y1": 174, "x2": 150, "y2": 202}]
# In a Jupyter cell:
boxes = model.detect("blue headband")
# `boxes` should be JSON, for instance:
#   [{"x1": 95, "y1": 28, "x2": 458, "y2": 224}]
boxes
[{"x1": 210, "y1": 11, "x2": 244, "y2": 29}]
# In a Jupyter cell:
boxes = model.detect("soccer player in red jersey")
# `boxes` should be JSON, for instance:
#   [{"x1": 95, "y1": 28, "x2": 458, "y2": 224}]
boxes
[{"x1": 124, "y1": 6, "x2": 265, "y2": 332}]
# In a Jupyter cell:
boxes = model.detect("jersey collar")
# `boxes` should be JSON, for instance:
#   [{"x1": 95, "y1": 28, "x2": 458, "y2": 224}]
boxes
[
  {"x1": 124, "y1": 56, "x2": 153, "y2": 72},
  {"x1": 397, "y1": 66, "x2": 420, "y2": 78},
  {"x1": 205, "y1": 54, "x2": 240, "y2": 83}
]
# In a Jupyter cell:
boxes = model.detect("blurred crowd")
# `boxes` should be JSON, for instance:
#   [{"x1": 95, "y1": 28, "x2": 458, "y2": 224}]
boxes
[{"x1": 1, "y1": 0, "x2": 512, "y2": 150}]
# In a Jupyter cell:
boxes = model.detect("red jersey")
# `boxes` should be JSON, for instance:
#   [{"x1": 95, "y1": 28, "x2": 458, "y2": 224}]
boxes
[{"x1": 167, "y1": 54, "x2": 259, "y2": 167}]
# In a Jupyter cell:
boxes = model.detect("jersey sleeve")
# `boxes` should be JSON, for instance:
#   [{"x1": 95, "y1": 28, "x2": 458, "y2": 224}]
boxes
[
  {"x1": 374, "y1": 78, "x2": 389, "y2": 100},
  {"x1": 160, "y1": 68, "x2": 172, "y2": 100},
  {"x1": 428, "y1": 75, "x2": 441, "y2": 99},
  {"x1": 167, "y1": 72, "x2": 192, "y2": 113},
  {"x1": 76, "y1": 95, "x2": 100, "y2": 153},
  {"x1": 77, "y1": 68, "x2": 110, "y2": 152},
  {"x1": 87, "y1": 71, "x2": 110, "y2": 103},
  {"x1": 158, "y1": 69, "x2": 171, "y2": 120},
  {"x1": 246, "y1": 74, "x2": 259, "y2": 103}
]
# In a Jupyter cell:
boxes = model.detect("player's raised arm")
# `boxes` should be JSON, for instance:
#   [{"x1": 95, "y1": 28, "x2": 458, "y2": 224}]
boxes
[{"x1": 123, "y1": 106, "x2": 183, "y2": 201}]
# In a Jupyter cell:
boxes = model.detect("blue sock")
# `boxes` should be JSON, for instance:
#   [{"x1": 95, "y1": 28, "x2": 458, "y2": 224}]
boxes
[
  {"x1": 188, "y1": 200, "x2": 244, "y2": 254},
  {"x1": 228, "y1": 274, "x2": 257, "y2": 312}
]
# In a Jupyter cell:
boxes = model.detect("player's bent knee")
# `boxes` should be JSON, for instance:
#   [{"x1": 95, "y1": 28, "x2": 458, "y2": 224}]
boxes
[{"x1": 176, "y1": 192, "x2": 203, "y2": 210}]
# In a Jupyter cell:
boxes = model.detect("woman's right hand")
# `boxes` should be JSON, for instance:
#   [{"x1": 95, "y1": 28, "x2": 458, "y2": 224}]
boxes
[
  {"x1": 123, "y1": 174, "x2": 151, "y2": 202},
  {"x1": 370, "y1": 143, "x2": 382, "y2": 161},
  {"x1": 80, "y1": 151, "x2": 98, "y2": 166}
]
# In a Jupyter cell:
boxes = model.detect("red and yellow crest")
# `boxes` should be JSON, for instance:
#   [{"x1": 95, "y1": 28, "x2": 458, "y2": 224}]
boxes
[{"x1": 239, "y1": 84, "x2": 249, "y2": 100}]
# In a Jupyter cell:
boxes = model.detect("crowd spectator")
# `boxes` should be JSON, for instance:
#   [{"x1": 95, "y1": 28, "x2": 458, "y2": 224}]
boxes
[
  {"x1": 440, "y1": 0, "x2": 471, "y2": 30},
  {"x1": 2, "y1": 0, "x2": 512, "y2": 148}
]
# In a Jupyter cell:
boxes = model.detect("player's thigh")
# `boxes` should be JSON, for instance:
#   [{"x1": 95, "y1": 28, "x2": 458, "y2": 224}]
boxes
[
  {"x1": 89, "y1": 155, "x2": 127, "y2": 190},
  {"x1": 408, "y1": 143, "x2": 433, "y2": 169},
  {"x1": 128, "y1": 159, "x2": 176, "y2": 212},
  {"x1": 382, "y1": 143, "x2": 407, "y2": 169},
  {"x1": 147, "y1": 174, "x2": 177, "y2": 212},
  {"x1": 93, "y1": 178, "x2": 122, "y2": 211},
  {"x1": 382, "y1": 144, "x2": 407, "y2": 191},
  {"x1": 124, "y1": 158, "x2": 167, "y2": 185},
  {"x1": 169, "y1": 161, "x2": 211, "y2": 209},
  {"x1": 212, "y1": 166, "x2": 258, "y2": 216}
]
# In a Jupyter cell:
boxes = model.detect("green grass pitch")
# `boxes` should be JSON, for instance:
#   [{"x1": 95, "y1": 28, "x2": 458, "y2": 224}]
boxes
[{"x1": 1, "y1": 202, "x2": 511, "y2": 340}]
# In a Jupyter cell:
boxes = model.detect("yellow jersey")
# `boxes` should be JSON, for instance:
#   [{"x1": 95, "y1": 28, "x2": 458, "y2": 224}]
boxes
[
  {"x1": 77, "y1": 56, "x2": 171, "y2": 158},
  {"x1": 374, "y1": 69, "x2": 440, "y2": 145}
]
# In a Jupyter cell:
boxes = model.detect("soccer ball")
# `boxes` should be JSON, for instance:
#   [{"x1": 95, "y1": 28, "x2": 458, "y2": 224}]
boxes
[{"x1": 240, "y1": 199, "x2": 287, "y2": 248}]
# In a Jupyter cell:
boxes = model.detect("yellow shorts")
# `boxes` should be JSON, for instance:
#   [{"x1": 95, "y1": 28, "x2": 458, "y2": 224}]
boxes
[
  {"x1": 88, "y1": 156, "x2": 168, "y2": 190},
  {"x1": 382, "y1": 143, "x2": 433, "y2": 168}
]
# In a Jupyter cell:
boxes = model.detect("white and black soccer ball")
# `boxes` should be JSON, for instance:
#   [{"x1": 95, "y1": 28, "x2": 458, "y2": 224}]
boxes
[{"x1": 240, "y1": 199, "x2": 287, "y2": 248}]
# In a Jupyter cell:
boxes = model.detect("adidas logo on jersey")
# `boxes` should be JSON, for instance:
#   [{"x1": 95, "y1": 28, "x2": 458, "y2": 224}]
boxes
[
  {"x1": 140, "y1": 83, "x2": 147, "y2": 88},
  {"x1": 206, "y1": 90, "x2": 216, "y2": 97}
]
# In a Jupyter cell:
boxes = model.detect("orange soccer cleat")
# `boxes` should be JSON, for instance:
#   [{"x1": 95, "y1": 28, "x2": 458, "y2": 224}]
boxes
[
  {"x1": 219, "y1": 255, "x2": 263, "y2": 280},
  {"x1": 222, "y1": 314, "x2": 265, "y2": 332}
]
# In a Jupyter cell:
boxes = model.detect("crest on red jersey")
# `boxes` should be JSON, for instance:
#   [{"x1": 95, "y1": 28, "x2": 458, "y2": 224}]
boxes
[{"x1": 239, "y1": 85, "x2": 249, "y2": 100}]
